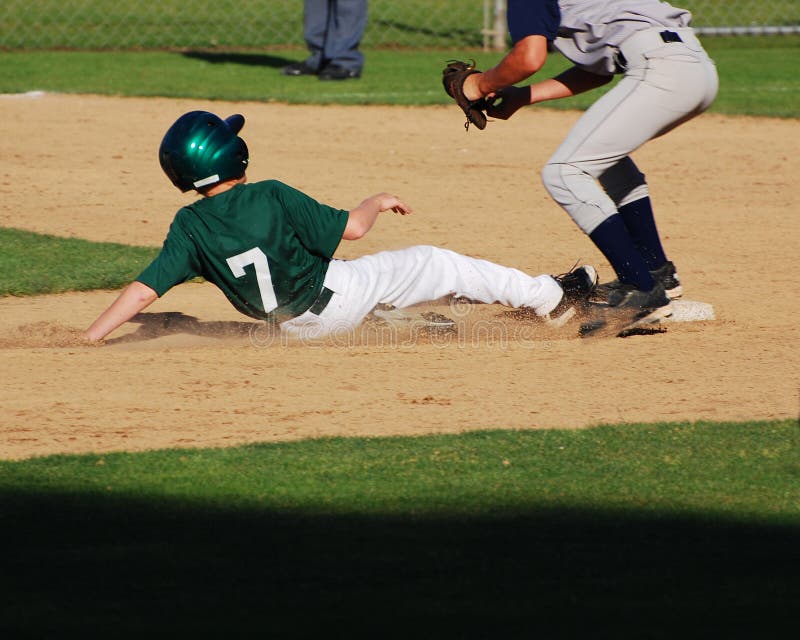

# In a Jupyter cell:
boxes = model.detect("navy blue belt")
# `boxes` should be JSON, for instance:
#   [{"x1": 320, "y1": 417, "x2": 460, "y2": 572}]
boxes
[
  {"x1": 659, "y1": 30, "x2": 684, "y2": 43},
  {"x1": 308, "y1": 286, "x2": 334, "y2": 315}
]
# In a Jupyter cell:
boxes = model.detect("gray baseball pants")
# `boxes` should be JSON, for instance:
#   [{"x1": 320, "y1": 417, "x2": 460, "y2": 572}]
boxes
[{"x1": 541, "y1": 27, "x2": 719, "y2": 235}]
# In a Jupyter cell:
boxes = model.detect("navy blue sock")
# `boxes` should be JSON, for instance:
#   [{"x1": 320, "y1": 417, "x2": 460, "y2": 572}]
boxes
[
  {"x1": 618, "y1": 197, "x2": 667, "y2": 270},
  {"x1": 589, "y1": 214, "x2": 655, "y2": 290}
]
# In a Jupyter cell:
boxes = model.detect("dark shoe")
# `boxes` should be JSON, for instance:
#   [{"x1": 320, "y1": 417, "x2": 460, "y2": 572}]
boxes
[
  {"x1": 318, "y1": 64, "x2": 361, "y2": 81},
  {"x1": 607, "y1": 282, "x2": 671, "y2": 310},
  {"x1": 593, "y1": 260, "x2": 682, "y2": 303},
  {"x1": 545, "y1": 265, "x2": 598, "y2": 328},
  {"x1": 581, "y1": 282, "x2": 672, "y2": 338},
  {"x1": 281, "y1": 61, "x2": 318, "y2": 76},
  {"x1": 650, "y1": 260, "x2": 683, "y2": 298}
]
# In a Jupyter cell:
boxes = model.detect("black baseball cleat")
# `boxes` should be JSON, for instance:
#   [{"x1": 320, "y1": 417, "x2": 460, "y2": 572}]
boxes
[
  {"x1": 592, "y1": 260, "x2": 683, "y2": 303},
  {"x1": 545, "y1": 264, "x2": 598, "y2": 328},
  {"x1": 318, "y1": 64, "x2": 361, "y2": 80},
  {"x1": 651, "y1": 260, "x2": 683, "y2": 299},
  {"x1": 281, "y1": 61, "x2": 318, "y2": 76},
  {"x1": 581, "y1": 282, "x2": 673, "y2": 338}
]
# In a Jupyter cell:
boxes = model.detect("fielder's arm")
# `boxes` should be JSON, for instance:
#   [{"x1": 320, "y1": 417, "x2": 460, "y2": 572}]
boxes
[
  {"x1": 463, "y1": 35, "x2": 550, "y2": 100},
  {"x1": 84, "y1": 280, "x2": 158, "y2": 342},
  {"x1": 532, "y1": 66, "x2": 614, "y2": 102},
  {"x1": 486, "y1": 66, "x2": 613, "y2": 120}
]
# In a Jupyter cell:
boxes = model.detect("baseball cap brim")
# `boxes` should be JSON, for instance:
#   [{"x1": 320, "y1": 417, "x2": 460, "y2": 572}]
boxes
[{"x1": 224, "y1": 114, "x2": 245, "y2": 134}]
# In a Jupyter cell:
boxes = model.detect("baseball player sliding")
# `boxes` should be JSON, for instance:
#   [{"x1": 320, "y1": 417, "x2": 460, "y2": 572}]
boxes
[
  {"x1": 84, "y1": 111, "x2": 598, "y2": 343},
  {"x1": 443, "y1": 0, "x2": 718, "y2": 336}
]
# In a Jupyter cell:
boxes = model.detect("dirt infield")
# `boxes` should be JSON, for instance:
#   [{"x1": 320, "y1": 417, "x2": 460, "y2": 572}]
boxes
[{"x1": 1, "y1": 93, "x2": 797, "y2": 460}]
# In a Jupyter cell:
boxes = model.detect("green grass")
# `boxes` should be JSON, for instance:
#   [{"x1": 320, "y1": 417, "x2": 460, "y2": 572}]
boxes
[
  {"x1": 0, "y1": 227, "x2": 157, "y2": 296},
  {"x1": 4, "y1": 420, "x2": 797, "y2": 518},
  {"x1": 0, "y1": 36, "x2": 798, "y2": 117},
  {"x1": 1, "y1": 420, "x2": 798, "y2": 636}
]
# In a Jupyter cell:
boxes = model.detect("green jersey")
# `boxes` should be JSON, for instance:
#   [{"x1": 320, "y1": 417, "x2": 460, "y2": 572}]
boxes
[{"x1": 136, "y1": 180, "x2": 349, "y2": 321}]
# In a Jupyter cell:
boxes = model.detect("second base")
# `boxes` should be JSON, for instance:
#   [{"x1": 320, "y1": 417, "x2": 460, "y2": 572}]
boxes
[{"x1": 666, "y1": 300, "x2": 715, "y2": 323}]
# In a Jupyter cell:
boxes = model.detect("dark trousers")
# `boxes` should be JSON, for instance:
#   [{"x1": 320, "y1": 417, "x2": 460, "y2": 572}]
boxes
[{"x1": 303, "y1": 0, "x2": 368, "y2": 72}]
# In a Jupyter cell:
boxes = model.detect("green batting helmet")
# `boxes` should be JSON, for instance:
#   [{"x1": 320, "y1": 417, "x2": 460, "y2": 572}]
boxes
[{"x1": 159, "y1": 111, "x2": 249, "y2": 192}]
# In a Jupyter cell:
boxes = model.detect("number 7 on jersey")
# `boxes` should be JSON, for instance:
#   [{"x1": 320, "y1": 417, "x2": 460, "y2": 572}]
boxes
[{"x1": 226, "y1": 247, "x2": 279, "y2": 314}]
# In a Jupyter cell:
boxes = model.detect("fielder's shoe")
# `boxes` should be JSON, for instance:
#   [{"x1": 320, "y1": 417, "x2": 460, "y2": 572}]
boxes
[
  {"x1": 545, "y1": 265, "x2": 598, "y2": 328},
  {"x1": 581, "y1": 282, "x2": 673, "y2": 338},
  {"x1": 606, "y1": 281, "x2": 671, "y2": 312},
  {"x1": 593, "y1": 260, "x2": 683, "y2": 303},
  {"x1": 651, "y1": 260, "x2": 683, "y2": 299}
]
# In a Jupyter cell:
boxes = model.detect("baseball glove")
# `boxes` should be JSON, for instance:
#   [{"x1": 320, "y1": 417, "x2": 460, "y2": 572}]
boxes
[{"x1": 442, "y1": 60, "x2": 489, "y2": 131}]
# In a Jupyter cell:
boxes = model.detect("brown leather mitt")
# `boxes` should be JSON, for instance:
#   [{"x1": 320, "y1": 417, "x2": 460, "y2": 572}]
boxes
[{"x1": 442, "y1": 60, "x2": 489, "y2": 131}]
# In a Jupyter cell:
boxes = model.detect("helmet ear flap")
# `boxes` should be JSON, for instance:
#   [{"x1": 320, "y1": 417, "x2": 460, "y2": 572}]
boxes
[
  {"x1": 158, "y1": 149, "x2": 186, "y2": 191},
  {"x1": 233, "y1": 137, "x2": 249, "y2": 170}
]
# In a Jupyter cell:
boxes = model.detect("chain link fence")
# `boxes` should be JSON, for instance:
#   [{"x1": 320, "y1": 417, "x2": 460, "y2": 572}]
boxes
[{"x1": 2, "y1": 1, "x2": 798, "y2": 51}]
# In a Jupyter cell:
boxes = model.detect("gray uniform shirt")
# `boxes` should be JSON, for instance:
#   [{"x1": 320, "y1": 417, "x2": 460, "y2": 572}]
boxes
[{"x1": 554, "y1": 0, "x2": 692, "y2": 74}]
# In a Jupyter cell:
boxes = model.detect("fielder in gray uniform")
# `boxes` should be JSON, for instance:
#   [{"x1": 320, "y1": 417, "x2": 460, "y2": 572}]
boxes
[
  {"x1": 461, "y1": 0, "x2": 718, "y2": 332},
  {"x1": 84, "y1": 111, "x2": 597, "y2": 343}
]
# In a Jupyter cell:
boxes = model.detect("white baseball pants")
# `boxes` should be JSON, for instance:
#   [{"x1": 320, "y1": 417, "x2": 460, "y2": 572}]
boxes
[{"x1": 280, "y1": 245, "x2": 563, "y2": 337}]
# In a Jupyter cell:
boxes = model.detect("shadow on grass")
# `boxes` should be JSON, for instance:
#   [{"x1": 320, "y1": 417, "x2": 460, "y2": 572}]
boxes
[
  {"x1": 2, "y1": 489, "x2": 797, "y2": 637},
  {"x1": 181, "y1": 51, "x2": 297, "y2": 68}
]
